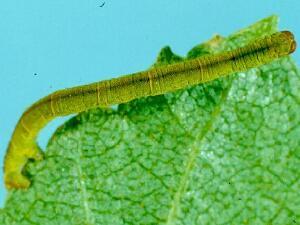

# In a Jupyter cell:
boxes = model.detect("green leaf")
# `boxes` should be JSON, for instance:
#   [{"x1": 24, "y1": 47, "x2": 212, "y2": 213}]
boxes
[
  {"x1": 1, "y1": 15, "x2": 300, "y2": 225},
  {"x1": 152, "y1": 46, "x2": 183, "y2": 67}
]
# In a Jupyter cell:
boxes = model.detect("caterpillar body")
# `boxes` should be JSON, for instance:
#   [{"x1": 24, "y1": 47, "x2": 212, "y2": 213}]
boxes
[{"x1": 4, "y1": 31, "x2": 296, "y2": 189}]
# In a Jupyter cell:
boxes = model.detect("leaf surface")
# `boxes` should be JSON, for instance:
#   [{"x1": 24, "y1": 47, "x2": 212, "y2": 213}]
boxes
[{"x1": 1, "y1": 15, "x2": 300, "y2": 225}]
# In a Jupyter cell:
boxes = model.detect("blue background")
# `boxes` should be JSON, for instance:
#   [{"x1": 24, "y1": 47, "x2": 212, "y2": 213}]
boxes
[{"x1": 0, "y1": 0, "x2": 299, "y2": 206}]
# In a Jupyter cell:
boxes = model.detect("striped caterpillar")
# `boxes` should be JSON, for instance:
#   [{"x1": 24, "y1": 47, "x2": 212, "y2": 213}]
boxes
[{"x1": 4, "y1": 31, "x2": 296, "y2": 189}]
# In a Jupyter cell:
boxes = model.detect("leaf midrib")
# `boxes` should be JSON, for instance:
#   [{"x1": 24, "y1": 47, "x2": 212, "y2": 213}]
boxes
[{"x1": 165, "y1": 78, "x2": 234, "y2": 224}]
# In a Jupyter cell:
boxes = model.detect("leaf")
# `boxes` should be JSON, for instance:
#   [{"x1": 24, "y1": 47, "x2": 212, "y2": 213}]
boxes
[
  {"x1": 1, "y1": 15, "x2": 300, "y2": 225},
  {"x1": 152, "y1": 46, "x2": 183, "y2": 67}
]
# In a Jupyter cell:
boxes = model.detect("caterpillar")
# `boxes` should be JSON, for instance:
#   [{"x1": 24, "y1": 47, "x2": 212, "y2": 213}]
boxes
[{"x1": 4, "y1": 31, "x2": 296, "y2": 189}]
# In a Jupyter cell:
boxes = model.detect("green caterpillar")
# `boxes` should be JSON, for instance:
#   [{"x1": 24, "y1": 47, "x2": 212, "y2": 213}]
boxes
[{"x1": 4, "y1": 31, "x2": 296, "y2": 189}]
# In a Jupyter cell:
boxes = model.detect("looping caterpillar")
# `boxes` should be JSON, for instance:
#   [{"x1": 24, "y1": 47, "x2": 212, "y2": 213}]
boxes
[{"x1": 4, "y1": 31, "x2": 296, "y2": 189}]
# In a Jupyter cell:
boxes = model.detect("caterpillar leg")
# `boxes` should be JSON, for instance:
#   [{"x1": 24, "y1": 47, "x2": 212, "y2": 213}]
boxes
[
  {"x1": 5, "y1": 171, "x2": 31, "y2": 189},
  {"x1": 4, "y1": 143, "x2": 44, "y2": 189},
  {"x1": 29, "y1": 144, "x2": 44, "y2": 161}
]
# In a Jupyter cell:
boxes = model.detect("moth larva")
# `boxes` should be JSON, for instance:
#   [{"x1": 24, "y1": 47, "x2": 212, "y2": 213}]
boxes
[{"x1": 4, "y1": 31, "x2": 296, "y2": 189}]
